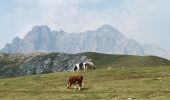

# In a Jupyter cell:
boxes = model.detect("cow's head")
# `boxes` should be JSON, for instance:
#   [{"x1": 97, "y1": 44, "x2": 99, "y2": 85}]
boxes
[{"x1": 66, "y1": 82, "x2": 71, "y2": 89}]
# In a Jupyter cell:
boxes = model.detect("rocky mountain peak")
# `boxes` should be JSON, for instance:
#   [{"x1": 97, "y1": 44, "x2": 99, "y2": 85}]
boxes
[
  {"x1": 12, "y1": 36, "x2": 21, "y2": 43},
  {"x1": 24, "y1": 25, "x2": 52, "y2": 40},
  {"x1": 96, "y1": 24, "x2": 119, "y2": 33},
  {"x1": 31, "y1": 25, "x2": 51, "y2": 34}
]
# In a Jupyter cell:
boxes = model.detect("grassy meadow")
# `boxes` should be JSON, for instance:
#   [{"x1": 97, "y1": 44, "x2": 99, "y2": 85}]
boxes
[{"x1": 0, "y1": 66, "x2": 170, "y2": 100}]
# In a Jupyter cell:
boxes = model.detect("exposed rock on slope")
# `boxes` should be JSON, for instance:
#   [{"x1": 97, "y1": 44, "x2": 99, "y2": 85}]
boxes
[{"x1": 0, "y1": 53, "x2": 91, "y2": 78}]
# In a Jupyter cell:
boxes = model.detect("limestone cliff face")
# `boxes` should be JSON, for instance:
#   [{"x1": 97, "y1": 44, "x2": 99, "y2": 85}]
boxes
[{"x1": 1, "y1": 25, "x2": 144, "y2": 55}]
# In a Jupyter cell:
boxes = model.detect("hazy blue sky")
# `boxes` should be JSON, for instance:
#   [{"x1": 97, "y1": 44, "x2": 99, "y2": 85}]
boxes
[{"x1": 0, "y1": 0, "x2": 170, "y2": 51}]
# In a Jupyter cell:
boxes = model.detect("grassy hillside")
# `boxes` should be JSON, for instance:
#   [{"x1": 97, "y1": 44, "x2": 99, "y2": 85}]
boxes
[
  {"x1": 79, "y1": 52, "x2": 170, "y2": 67},
  {"x1": 0, "y1": 52, "x2": 170, "y2": 79},
  {"x1": 0, "y1": 53, "x2": 43, "y2": 78},
  {"x1": 0, "y1": 66, "x2": 170, "y2": 100}
]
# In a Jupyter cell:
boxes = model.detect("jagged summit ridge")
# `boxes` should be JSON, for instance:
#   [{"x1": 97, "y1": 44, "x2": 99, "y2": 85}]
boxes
[
  {"x1": 0, "y1": 25, "x2": 144, "y2": 55},
  {"x1": 31, "y1": 25, "x2": 50, "y2": 32},
  {"x1": 0, "y1": 24, "x2": 158, "y2": 57},
  {"x1": 97, "y1": 24, "x2": 119, "y2": 33}
]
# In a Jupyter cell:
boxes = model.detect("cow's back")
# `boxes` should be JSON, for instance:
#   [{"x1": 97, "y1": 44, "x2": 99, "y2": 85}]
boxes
[{"x1": 68, "y1": 75, "x2": 83, "y2": 83}]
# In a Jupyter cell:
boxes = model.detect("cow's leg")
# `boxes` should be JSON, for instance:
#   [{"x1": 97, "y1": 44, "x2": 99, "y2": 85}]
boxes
[
  {"x1": 81, "y1": 82, "x2": 84, "y2": 88},
  {"x1": 85, "y1": 64, "x2": 87, "y2": 72},
  {"x1": 78, "y1": 82, "x2": 82, "y2": 90},
  {"x1": 73, "y1": 85, "x2": 77, "y2": 90},
  {"x1": 67, "y1": 82, "x2": 72, "y2": 89},
  {"x1": 66, "y1": 82, "x2": 70, "y2": 89},
  {"x1": 78, "y1": 85, "x2": 81, "y2": 90},
  {"x1": 83, "y1": 65, "x2": 87, "y2": 72},
  {"x1": 77, "y1": 67, "x2": 79, "y2": 72},
  {"x1": 93, "y1": 66, "x2": 96, "y2": 70}
]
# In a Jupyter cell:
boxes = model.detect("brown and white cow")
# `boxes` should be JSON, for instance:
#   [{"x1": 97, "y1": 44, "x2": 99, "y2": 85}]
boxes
[
  {"x1": 66, "y1": 75, "x2": 84, "y2": 90},
  {"x1": 84, "y1": 62, "x2": 96, "y2": 70}
]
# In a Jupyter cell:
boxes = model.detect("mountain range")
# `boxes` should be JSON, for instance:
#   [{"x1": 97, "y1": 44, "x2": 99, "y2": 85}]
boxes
[{"x1": 1, "y1": 24, "x2": 170, "y2": 59}]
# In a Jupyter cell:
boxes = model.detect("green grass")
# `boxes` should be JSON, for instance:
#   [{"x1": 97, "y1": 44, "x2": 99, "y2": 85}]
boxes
[
  {"x1": 1, "y1": 52, "x2": 170, "y2": 79},
  {"x1": 0, "y1": 66, "x2": 170, "y2": 100},
  {"x1": 79, "y1": 52, "x2": 170, "y2": 67},
  {"x1": 0, "y1": 52, "x2": 170, "y2": 99}
]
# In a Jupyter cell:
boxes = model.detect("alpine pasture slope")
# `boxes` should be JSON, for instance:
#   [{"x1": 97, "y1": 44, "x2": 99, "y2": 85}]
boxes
[
  {"x1": 0, "y1": 66, "x2": 170, "y2": 99},
  {"x1": 0, "y1": 52, "x2": 170, "y2": 79},
  {"x1": 0, "y1": 53, "x2": 170, "y2": 99}
]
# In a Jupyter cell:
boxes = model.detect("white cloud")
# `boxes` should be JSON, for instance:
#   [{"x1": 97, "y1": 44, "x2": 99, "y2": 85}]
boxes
[
  {"x1": 11, "y1": 0, "x2": 111, "y2": 34},
  {"x1": 120, "y1": 0, "x2": 170, "y2": 49}
]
